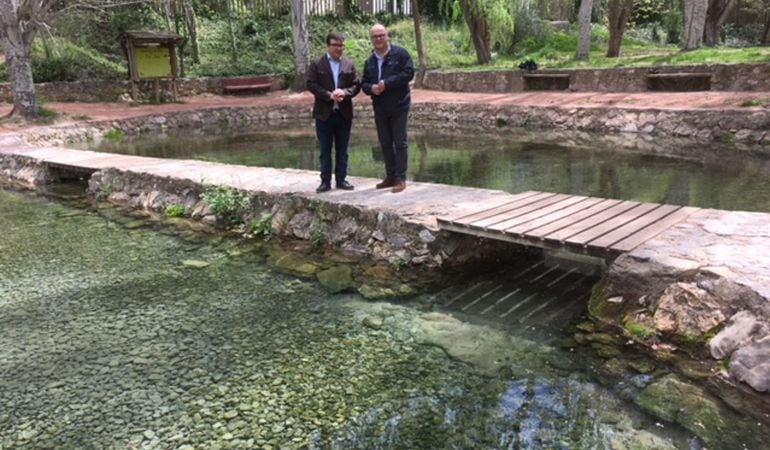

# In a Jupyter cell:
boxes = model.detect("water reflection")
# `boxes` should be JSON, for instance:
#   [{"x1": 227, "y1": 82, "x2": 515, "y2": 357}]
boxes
[{"x1": 79, "y1": 123, "x2": 770, "y2": 212}]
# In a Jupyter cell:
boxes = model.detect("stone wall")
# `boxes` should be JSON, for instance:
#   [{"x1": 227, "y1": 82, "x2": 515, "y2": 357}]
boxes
[
  {"x1": 17, "y1": 101, "x2": 770, "y2": 152},
  {"x1": 0, "y1": 76, "x2": 286, "y2": 102},
  {"x1": 423, "y1": 63, "x2": 770, "y2": 93}
]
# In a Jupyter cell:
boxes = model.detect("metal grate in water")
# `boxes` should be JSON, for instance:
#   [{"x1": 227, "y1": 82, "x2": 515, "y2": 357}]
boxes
[{"x1": 436, "y1": 260, "x2": 597, "y2": 327}]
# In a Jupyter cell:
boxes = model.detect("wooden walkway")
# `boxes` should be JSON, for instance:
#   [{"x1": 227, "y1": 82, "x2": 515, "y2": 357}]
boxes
[{"x1": 437, "y1": 191, "x2": 699, "y2": 258}]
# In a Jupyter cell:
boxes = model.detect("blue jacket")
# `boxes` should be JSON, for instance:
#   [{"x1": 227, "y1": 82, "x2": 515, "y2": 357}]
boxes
[{"x1": 361, "y1": 44, "x2": 415, "y2": 113}]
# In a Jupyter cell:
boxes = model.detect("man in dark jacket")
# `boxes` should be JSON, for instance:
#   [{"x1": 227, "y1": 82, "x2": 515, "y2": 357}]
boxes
[
  {"x1": 361, "y1": 24, "x2": 415, "y2": 193},
  {"x1": 307, "y1": 31, "x2": 361, "y2": 193}
]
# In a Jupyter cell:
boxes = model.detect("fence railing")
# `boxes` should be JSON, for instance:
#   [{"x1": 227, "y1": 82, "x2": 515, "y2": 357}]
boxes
[{"x1": 246, "y1": 0, "x2": 411, "y2": 16}]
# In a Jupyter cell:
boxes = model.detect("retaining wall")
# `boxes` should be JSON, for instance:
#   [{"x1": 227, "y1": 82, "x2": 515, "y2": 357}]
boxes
[{"x1": 423, "y1": 63, "x2": 770, "y2": 93}]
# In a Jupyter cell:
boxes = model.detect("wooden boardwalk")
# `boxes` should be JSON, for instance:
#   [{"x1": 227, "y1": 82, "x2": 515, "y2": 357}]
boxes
[{"x1": 437, "y1": 191, "x2": 699, "y2": 258}]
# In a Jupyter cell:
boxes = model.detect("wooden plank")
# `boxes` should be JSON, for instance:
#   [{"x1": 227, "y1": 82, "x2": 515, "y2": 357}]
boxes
[
  {"x1": 505, "y1": 197, "x2": 605, "y2": 236},
  {"x1": 525, "y1": 199, "x2": 624, "y2": 239},
  {"x1": 564, "y1": 202, "x2": 662, "y2": 246},
  {"x1": 445, "y1": 191, "x2": 550, "y2": 224},
  {"x1": 486, "y1": 195, "x2": 591, "y2": 232},
  {"x1": 543, "y1": 201, "x2": 641, "y2": 242},
  {"x1": 441, "y1": 191, "x2": 541, "y2": 223},
  {"x1": 586, "y1": 204, "x2": 680, "y2": 249},
  {"x1": 610, "y1": 207, "x2": 699, "y2": 253},
  {"x1": 471, "y1": 193, "x2": 572, "y2": 229}
]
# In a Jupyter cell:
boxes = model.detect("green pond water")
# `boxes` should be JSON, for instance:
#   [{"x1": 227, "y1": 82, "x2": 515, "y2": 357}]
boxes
[
  {"x1": 0, "y1": 187, "x2": 761, "y2": 449},
  {"x1": 82, "y1": 124, "x2": 770, "y2": 212}
]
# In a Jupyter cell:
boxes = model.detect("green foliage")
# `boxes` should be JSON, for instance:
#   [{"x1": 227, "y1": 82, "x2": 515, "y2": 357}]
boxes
[
  {"x1": 309, "y1": 199, "x2": 327, "y2": 249},
  {"x1": 30, "y1": 39, "x2": 126, "y2": 82},
  {"x1": 740, "y1": 97, "x2": 767, "y2": 107},
  {"x1": 201, "y1": 185, "x2": 252, "y2": 225},
  {"x1": 165, "y1": 204, "x2": 186, "y2": 217},
  {"x1": 625, "y1": 321, "x2": 655, "y2": 340},
  {"x1": 104, "y1": 129, "x2": 125, "y2": 143},
  {"x1": 441, "y1": 0, "x2": 516, "y2": 54},
  {"x1": 35, "y1": 104, "x2": 59, "y2": 125},
  {"x1": 99, "y1": 180, "x2": 114, "y2": 199},
  {"x1": 392, "y1": 256, "x2": 406, "y2": 271},
  {"x1": 250, "y1": 212, "x2": 274, "y2": 239},
  {"x1": 629, "y1": 0, "x2": 667, "y2": 27}
]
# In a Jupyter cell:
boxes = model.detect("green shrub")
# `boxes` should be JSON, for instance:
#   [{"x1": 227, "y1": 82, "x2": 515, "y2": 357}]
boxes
[
  {"x1": 165, "y1": 204, "x2": 186, "y2": 218},
  {"x1": 250, "y1": 212, "x2": 274, "y2": 239},
  {"x1": 201, "y1": 185, "x2": 251, "y2": 225}
]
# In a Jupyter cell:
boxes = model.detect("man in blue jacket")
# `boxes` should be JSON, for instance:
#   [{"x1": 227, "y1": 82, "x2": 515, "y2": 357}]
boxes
[{"x1": 361, "y1": 24, "x2": 415, "y2": 193}]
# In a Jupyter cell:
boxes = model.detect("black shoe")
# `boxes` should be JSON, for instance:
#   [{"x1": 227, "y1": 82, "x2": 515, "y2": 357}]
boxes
[
  {"x1": 316, "y1": 182, "x2": 331, "y2": 193},
  {"x1": 336, "y1": 180, "x2": 355, "y2": 190}
]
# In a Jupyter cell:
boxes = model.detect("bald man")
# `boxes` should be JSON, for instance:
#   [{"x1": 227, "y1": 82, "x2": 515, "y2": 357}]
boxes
[{"x1": 361, "y1": 24, "x2": 415, "y2": 194}]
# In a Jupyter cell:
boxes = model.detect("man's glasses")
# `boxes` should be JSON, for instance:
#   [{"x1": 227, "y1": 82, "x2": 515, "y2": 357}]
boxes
[
  {"x1": 371, "y1": 34, "x2": 387, "y2": 39},
  {"x1": 329, "y1": 43, "x2": 345, "y2": 48}
]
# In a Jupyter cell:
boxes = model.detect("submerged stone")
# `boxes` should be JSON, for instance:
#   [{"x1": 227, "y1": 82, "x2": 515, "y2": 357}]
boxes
[
  {"x1": 267, "y1": 250, "x2": 318, "y2": 277},
  {"x1": 316, "y1": 265, "x2": 353, "y2": 293},
  {"x1": 635, "y1": 374, "x2": 768, "y2": 449},
  {"x1": 182, "y1": 259, "x2": 210, "y2": 269}
]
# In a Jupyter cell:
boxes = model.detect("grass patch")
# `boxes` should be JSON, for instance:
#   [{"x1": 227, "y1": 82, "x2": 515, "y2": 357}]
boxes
[{"x1": 740, "y1": 97, "x2": 767, "y2": 107}]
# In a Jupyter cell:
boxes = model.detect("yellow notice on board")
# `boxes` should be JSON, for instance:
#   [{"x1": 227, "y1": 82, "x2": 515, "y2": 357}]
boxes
[{"x1": 135, "y1": 46, "x2": 171, "y2": 78}]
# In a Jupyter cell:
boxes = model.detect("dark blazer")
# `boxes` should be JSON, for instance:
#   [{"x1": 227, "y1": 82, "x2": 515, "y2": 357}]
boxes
[
  {"x1": 361, "y1": 44, "x2": 414, "y2": 113},
  {"x1": 306, "y1": 54, "x2": 361, "y2": 121}
]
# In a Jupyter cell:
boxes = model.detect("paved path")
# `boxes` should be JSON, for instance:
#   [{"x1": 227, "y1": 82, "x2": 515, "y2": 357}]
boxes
[{"x1": 2, "y1": 89, "x2": 770, "y2": 133}]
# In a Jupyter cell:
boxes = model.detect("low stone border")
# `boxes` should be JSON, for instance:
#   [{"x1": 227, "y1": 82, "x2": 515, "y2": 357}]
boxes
[
  {"x1": 0, "y1": 76, "x2": 286, "y2": 103},
  {"x1": 10, "y1": 101, "x2": 770, "y2": 152},
  {"x1": 424, "y1": 63, "x2": 770, "y2": 93}
]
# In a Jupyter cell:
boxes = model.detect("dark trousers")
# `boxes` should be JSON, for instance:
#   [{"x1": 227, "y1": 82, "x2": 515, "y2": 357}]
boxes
[
  {"x1": 373, "y1": 108, "x2": 409, "y2": 181},
  {"x1": 315, "y1": 111, "x2": 352, "y2": 183}
]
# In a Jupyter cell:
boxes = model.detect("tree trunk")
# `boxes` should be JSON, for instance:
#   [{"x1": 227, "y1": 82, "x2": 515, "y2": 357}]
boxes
[
  {"x1": 704, "y1": 0, "x2": 737, "y2": 46},
  {"x1": 226, "y1": 0, "x2": 238, "y2": 63},
  {"x1": 607, "y1": 0, "x2": 634, "y2": 57},
  {"x1": 182, "y1": 0, "x2": 199, "y2": 63},
  {"x1": 162, "y1": 0, "x2": 173, "y2": 30},
  {"x1": 0, "y1": 0, "x2": 39, "y2": 119},
  {"x1": 764, "y1": 13, "x2": 770, "y2": 44},
  {"x1": 682, "y1": 0, "x2": 708, "y2": 50},
  {"x1": 459, "y1": 0, "x2": 491, "y2": 64},
  {"x1": 576, "y1": 0, "x2": 594, "y2": 59},
  {"x1": 411, "y1": 0, "x2": 427, "y2": 87},
  {"x1": 290, "y1": 0, "x2": 309, "y2": 91},
  {"x1": 2, "y1": 41, "x2": 38, "y2": 119}
]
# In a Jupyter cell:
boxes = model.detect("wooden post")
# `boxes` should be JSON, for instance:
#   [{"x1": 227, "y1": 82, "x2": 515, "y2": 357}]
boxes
[
  {"x1": 169, "y1": 45, "x2": 179, "y2": 102},
  {"x1": 126, "y1": 40, "x2": 140, "y2": 100},
  {"x1": 154, "y1": 78, "x2": 160, "y2": 103}
]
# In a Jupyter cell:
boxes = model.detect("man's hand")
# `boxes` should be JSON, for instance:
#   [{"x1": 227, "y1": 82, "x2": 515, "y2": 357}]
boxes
[
  {"x1": 371, "y1": 80, "x2": 385, "y2": 95},
  {"x1": 332, "y1": 88, "x2": 345, "y2": 102}
]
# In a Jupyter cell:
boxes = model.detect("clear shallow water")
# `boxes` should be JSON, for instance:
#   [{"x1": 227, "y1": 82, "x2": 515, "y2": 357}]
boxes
[
  {"x1": 81, "y1": 124, "x2": 770, "y2": 212},
  {"x1": 0, "y1": 188, "x2": 742, "y2": 449}
]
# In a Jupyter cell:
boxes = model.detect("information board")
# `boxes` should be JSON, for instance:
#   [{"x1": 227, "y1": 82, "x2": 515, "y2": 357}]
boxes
[{"x1": 135, "y1": 46, "x2": 171, "y2": 78}]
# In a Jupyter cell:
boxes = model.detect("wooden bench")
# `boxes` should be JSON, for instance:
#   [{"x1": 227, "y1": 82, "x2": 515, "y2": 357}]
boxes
[
  {"x1": 647, "y1": 73, "x2": 712, "y2": 92},
  {"x1": 222, "y1": 76, "x2": 273, "y2": 95},
  {"x1": 523, "y1": 73, "x2": 571, "y2": 91}
]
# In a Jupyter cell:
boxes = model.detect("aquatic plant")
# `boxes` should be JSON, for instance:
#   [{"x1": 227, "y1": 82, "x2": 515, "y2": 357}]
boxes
[{"x1": 104, "y1": 128, "x2": 125, "y2": 142}]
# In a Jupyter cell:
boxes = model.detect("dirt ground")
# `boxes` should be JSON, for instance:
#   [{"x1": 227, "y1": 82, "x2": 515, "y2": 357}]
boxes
[{"x1": 1, "y1": 88, "x2": 769, "y2": 133}]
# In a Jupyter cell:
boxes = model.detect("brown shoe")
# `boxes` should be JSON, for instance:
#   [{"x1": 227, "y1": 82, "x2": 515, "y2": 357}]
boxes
[
  {"x1": 391, "y1": 180, "x2": 406, "y2": 193},
  {"x1": 375, "y1": 177, "x2": 396, "y2": 189}
]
